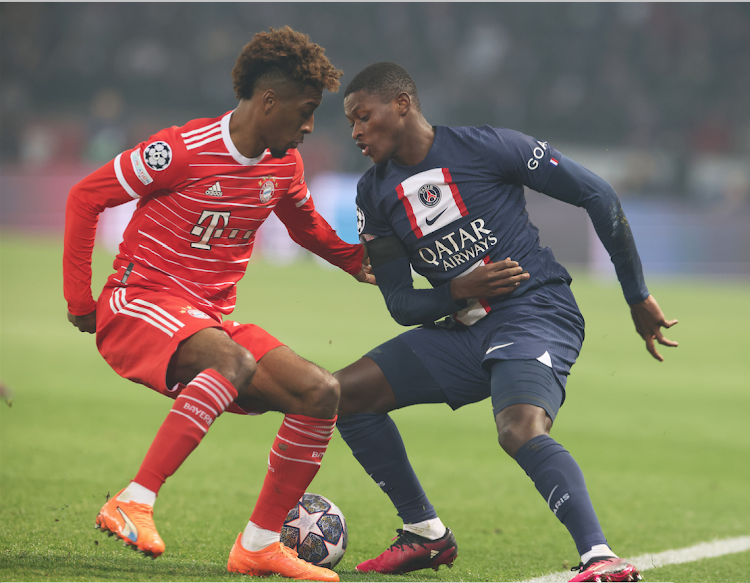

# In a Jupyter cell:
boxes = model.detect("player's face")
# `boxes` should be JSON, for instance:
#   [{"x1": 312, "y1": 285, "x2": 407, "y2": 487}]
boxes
[
  {"x1": 344, "y1": 90, "x2": 404, "y2": 165},
  {"x1": 266, "y1": 84, "x2": 323, "y2": 158}
]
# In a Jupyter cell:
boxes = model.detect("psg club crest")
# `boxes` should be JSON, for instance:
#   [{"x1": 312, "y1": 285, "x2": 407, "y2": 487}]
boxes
[
  {"x1": 418, "y1": 184, "x2": 441, "y2": 207},
  {"x1": 144, "y1": 141, "x2": 172, "y2": 171},
  {"x1": 259, "y1": 178, "x2": 277, "y2": 203}
]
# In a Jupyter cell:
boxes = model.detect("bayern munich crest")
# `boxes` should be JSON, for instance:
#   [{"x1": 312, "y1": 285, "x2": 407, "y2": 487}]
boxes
[
  {"x1": 418, "y1": 184, "x2": 441, "y2": 207},
  {"x1": 144, "y1": 141, "x2": 172, "y2": 171},
  {"x1": 259, "y1": 178, "x2": 276, "y2": 203}
]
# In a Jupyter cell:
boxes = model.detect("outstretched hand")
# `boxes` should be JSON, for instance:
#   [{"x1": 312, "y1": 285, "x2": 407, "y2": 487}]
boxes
[
  {"x1": 353, "y1": 245, "x2": 376, "y2": 285},
  {"x1": 629, "y1": 295, "x2": 678, "y2": 361},
  {"x1": 450, "y1": 258, "x2": 530, "y2": 301},
  {"x1": 68, "y1": 310, "x2": 96, "y2": 334}
]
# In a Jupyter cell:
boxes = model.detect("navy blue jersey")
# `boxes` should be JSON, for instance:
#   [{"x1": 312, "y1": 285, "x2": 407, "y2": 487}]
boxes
[{"x1": 356, "y1": 125, "x2": 572, "y2": 325}]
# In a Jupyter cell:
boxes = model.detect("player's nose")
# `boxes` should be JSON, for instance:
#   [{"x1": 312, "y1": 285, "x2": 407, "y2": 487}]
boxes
[
  {"x1": 301, "y1": 114, "x2": 314, "y2": 134},
  {"x1": 350, "y1": 121, "x2": 362, "y2": 141}
]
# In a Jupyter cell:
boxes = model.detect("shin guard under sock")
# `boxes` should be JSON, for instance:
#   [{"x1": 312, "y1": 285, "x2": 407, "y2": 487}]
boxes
[
  {"x1": 134, "y1": 369, "x2": 238, "y2": 493},
  {"x1": 337, "y1": 412, "x2": 436, "y2": 524},
  {"x1": 515, "y1": 434, "x2": 608, "y2": 556},
  {"x1": 250, "y1": 414, "x2": 336, "y2": 532}
]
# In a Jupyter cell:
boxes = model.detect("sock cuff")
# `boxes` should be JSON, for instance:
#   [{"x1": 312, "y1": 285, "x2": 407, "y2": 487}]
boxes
[
  {"x1": 282, "y1": 414, "x2": 337, "y2": 443},
  {"x1": 286, "y1": 413, "x2": 337, "y2": 426},
  {"x1": 515, "y1": 434, "x2": 568, "y2": 478},
  {"x1": 182, "y1": 369, "x2": 238, "y2": 413}
]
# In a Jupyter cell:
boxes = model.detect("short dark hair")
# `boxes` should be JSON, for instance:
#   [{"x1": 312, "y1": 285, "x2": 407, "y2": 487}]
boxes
[
  {"x1": 344, "y1": 62, "x2": 421, "y2": 112},
  {"x1": 232, "y1": 26, "x2": 343, "y2": 100}
]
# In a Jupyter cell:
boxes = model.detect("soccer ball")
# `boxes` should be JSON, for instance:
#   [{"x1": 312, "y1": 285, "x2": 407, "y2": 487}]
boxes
[{"x1": 280, "y1": 493, "x2": 347, "y2": 569}]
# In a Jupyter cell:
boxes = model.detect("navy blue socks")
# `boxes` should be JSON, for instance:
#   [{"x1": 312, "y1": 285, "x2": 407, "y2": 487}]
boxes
[
  {"x1": 337, "y1": 413, "x2": 436, "y2": 524},
  {"x1": 515, "y1": 434, "x2": 608, "y2": 556}
]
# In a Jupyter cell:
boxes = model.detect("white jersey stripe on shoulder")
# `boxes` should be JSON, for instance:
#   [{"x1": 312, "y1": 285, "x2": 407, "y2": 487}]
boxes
[
  {"x1": 169, "y1": 409, "x2": 208, "y2": 433},
  {"x1": 185, "y1": 135, "x2": 223, "y2": 151},
  {"x1": 180, "y1": 120, "x2": 221, "y2": 138},
  {"x1": 183, "y1": 125, "x2": 221, "y2": 142},
  {"x1": 114, "y1": 153, "x2": 140, "y2": 199},
  {"x1": 183, "y1": 128, "x2": 222, "y2": 146},
  {"x1": 118, "y1": 307, "x2": 175, "y2": 337}
]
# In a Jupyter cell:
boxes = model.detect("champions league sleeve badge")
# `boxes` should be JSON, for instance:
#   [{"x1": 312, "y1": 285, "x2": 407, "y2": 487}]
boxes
[
  {"x1": 144, "y1": 141, "x2": 173, "y2": 171},
  {"x1": 356, "y1": 206, "x2": 366, "y2": 235}
]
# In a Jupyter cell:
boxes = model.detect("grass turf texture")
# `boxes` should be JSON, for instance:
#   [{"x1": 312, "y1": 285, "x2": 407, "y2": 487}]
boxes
[{"x1": 1, "y1": 233, "x2": 748, "y2": 582}]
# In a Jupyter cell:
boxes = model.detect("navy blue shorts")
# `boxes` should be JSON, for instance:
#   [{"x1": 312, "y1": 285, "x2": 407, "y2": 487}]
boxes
[{"x1": 365, "y1": 282, "x2": 585, "y2": 420}]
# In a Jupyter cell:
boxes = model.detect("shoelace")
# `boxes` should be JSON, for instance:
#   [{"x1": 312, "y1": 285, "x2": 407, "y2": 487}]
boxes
[{"x1": 388, "y1": 529, "x2": 429, "y2": 551}]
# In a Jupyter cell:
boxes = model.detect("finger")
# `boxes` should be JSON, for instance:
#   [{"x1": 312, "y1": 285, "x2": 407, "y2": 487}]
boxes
[
  {"x1": 662, "y1": 319, "x2": 678, "y2": 328},
  {"x1": 488, "y1": 259, "x2": 519, "y2": 271},
  {"x1": 645, "y1": 335, "x2": 663, "y2": 362},
  {"x1": 655, "y1": 332, "x2": 679, "y2": 347},
  {"x1": 485, "y1": 266, "x2": 525, "y2": 280}
]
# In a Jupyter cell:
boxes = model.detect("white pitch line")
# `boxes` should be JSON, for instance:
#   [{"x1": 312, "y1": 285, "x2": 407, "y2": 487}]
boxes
[{"x1": 521, "y1": 535, "x2": 750, "y2": 582}]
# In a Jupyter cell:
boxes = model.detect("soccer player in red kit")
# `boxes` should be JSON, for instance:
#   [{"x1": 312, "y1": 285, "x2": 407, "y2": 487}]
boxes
[{"x1": 63, "y1": 27, "x2": 372, "y2": 581}]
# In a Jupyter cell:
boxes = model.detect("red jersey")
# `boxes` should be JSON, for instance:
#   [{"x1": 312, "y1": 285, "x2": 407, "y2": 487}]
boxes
[{"x1": 64, "y1": 110, "x2": 363, "y2": 316}]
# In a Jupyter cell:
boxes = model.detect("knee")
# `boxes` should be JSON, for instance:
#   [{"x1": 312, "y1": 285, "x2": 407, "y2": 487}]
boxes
[
  {"x1": 495, "y1": 404, "x2": 551, "y2": 458},
  {"x1": 496, "y1": 420, "x2": 527, "y2": 457},
  {"x1": 334, "y1": 369, "x2": 356, "y2": 416},
  {"x1": 303, "y1": 371, "x2": 340, "y2": 418},
  {"x1": 213, "y1": 345, "x2": 256, "y2": 394}
]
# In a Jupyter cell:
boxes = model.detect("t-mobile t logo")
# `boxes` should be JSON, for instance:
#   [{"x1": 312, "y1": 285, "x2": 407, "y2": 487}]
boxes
[{"x1": 190, "y1": 210, "x2": 230, "y2": 249}]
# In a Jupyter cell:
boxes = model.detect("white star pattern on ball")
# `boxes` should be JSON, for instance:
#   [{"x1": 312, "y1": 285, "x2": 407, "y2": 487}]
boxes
[{"x1": 285, "y1": 505, "x2": 327, "y2": 542}]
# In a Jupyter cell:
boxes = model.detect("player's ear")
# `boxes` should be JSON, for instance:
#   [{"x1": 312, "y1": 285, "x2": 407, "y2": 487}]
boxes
[
  {"x1": 396, "y1": 92, "x2": 411, "y2": 116},
  {"x1": 262, "y1": 89, "x2": 277, "y2": 115}
]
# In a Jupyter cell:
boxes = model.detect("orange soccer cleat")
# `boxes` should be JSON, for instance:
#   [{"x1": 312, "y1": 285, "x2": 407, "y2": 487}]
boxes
[
  {"x1": 94, "y1": 489, "x2": 165, "y2": 558},
  {"x1": 227, "y1": 534, "x2": 340, "y2": 581}
]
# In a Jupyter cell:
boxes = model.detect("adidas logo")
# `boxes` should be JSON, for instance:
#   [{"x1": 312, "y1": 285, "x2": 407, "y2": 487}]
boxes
[{"x1": 204, "y1": 182, "x2": 223, "y2": 197}]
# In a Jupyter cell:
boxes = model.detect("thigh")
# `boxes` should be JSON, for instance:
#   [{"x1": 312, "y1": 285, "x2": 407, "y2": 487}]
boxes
[
  {"x1": 368, "y1": 325, "x2": 491, "y2": 411},
  {"x1": 490, "y1": 359, "x2": 564, "y2": 422},
  {"x1": 96, "y1": 284, "x2": 223, "y2": 394},
  {"x1": 232, "y1": 345, "x2": 337, "y2": 417},
  {"x1": 336, "y1": 356, "x2": 399, "y2": 416},
  {"x1": 482, "y1": 283, "x2": 584, "y2": 391}
]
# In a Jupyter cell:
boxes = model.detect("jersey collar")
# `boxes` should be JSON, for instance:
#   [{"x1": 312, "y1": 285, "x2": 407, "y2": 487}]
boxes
[{"x1": 222, "y1": 110, "x2": 269, "y2": 166}]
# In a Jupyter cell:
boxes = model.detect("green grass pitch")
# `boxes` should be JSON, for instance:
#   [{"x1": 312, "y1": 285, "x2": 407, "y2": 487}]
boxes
[{"x1": 1, "y1": 233, "x2": 749, "y2": 582}]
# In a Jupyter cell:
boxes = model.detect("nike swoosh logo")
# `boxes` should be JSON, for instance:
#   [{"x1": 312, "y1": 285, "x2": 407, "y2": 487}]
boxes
[
  {"x1": 425, "y1": 209, "x2": 446, "y2": 226},
  {"x1": 485, "y1": 342, "x2": 514, "y2": 354}
]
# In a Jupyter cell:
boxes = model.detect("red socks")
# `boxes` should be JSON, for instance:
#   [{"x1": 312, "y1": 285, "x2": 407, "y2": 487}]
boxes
[
  {"x1": 134, "y1": 369, "x2": 238, "y2": 493},
  {"x1": 250, "y1": 414, "x2": 336, "y2": 532}
]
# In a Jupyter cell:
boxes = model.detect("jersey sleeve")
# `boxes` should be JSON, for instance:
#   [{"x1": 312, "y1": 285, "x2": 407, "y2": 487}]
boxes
[
  {"x1": 113, "y1": 127, "x2": 189, "y2": 199},
  {"x1": 284, "y1": 149, "x2": 312, "y2": 207},
  {"x1": 355, "y1": 171, "x2": 395, "y2": 242},
  {"x1": 273, "y1": 152, "x2": 364, "y2": 275},
  {"x1": 485, "y1": 127, "x2": 562, "y2": 193},
  {"x1": 63, "y1": 127, "x2": 189, "y2": 315},
  {"x1": 63, "y1": 159, "x2": 138, "y2": 315}
]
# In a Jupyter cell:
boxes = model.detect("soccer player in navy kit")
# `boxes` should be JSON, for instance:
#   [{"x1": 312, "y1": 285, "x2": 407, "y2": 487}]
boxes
[{"x1": 336, "y1": 62, "x2": 678, "y2": 582}]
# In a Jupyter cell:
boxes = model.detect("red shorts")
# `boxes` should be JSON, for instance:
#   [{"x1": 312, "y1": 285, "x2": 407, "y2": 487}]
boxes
[{"x1": 96, "y1": 283, "x2": 284, "y2": 414}]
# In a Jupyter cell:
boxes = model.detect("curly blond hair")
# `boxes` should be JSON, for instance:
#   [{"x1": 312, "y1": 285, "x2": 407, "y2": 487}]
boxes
[{"x1": 232, "y1": 26, "x2": 342, "y2": 100}]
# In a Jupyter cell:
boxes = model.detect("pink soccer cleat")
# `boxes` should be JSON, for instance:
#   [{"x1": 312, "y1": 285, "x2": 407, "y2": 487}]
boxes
[
  {"x1": 356, "y1": 528, "x2": 458, "y2": 574},
  {"x1": 569, "y1": 556, "x2": 642, "y2": 582}
]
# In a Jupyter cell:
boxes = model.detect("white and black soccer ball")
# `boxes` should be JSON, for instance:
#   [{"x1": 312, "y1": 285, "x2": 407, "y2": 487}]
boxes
[{"x1": 280, "y1": 493, "x2": 347, "y2": 569}]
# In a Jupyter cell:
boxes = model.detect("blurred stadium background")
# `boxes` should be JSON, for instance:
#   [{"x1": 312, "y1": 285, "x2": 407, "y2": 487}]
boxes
[{"x1": 2, "y1": 2, "x2": 749, "y2": 276}]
